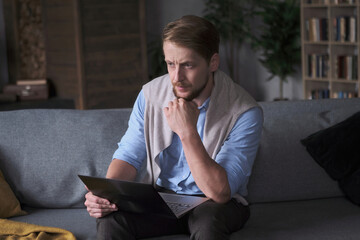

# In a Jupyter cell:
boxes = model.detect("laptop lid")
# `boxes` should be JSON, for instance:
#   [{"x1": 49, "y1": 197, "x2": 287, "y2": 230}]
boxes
[{"x1": 78, "y1": 175, "x2": 177, "y2": 218}]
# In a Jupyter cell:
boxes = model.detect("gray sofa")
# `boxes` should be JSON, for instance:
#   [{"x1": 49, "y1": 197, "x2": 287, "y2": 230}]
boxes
[{"x1": 1, "y1": 98, "x2": 360, "y2": 240}]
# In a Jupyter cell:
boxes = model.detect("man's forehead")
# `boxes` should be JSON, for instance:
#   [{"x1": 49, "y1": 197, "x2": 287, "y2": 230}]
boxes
[{"x1": 163, "y1": 41, "x2": 202, "y2": 62}]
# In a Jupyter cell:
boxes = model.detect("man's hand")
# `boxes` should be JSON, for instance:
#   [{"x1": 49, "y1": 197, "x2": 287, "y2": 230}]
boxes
[
  {"x1": 164, "y1": 98, "x2": 231, "y2": 203},
  {"x1": 163, "y1": 98, "x2": 199, "y2": 139},
  {"x1": 84, "y1": 159, "x2": 136, "y2": 219},
  {"x1": 84, "y1": 191, "x2": 118, "y2": 218}
]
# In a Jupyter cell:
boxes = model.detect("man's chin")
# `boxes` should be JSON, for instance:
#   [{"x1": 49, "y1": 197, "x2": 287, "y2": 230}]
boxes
[
  {"x1": 176, "y1": 95, "x2": 193, "y2": 101},
  {"x1": 173, "y1": 90, "x2": 192, "y2": 101}
]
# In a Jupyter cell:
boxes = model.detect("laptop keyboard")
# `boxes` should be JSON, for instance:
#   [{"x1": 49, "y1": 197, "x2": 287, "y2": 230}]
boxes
[{"x1": 167, "y1": 202, "x2": 191, "y2": 215}]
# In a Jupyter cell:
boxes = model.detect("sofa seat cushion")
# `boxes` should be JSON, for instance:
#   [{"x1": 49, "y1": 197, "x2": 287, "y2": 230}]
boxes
[
  {"x1": 148, "y1": 198, "x2": 360, "y2": 240},
  {"x1": 12, "y1": 208, "x2": 188, "y2": 240},
  {"x1": 9, "y1": 200, "x2": 360, "y2": 240},
  {"x1": 145, "y1": 235, "x2": 189, "y2": 240},
  {"x1": 10, "y1": 208, "x2": 96, "y2": 240},
  {"x1": 234, "y1": 197, "x2": 360, "y2": 239}
]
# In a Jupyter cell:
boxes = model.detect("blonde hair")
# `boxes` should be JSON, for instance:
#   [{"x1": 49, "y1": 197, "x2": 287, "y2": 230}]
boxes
[{"x1": 162, "y1": 15, "x2": 220, "y2": 63}]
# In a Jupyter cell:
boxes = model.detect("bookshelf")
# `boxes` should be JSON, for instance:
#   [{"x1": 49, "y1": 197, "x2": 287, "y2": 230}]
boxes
[{"x1": 301, "y1": 0, "x2": 360, "y2": 99}]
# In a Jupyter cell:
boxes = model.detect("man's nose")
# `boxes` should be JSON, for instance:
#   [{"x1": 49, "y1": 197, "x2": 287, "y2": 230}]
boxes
[{"x1": 174, "y1": 66, "x2": 184, "y2": 82}]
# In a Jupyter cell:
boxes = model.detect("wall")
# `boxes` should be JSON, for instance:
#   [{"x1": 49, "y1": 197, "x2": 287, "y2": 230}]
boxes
[
  {"x1": 0, "y1": 0, "x2": 9, "y2": 91},
  {"x1": 145, "y1": 0, "x2": 303, "y2": 102}
]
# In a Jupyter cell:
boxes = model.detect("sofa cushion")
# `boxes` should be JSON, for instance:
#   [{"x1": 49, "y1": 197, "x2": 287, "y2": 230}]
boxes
[
  {"x1": 0, "y1": 109, "x2": 132, "y2": 208},
  {"x1": 301, "y1": 111, "x2": 360, "y2": 180},
  {"x1": 247, "y1": 98, "x2": 360, "y2": 203},
  {"x1": 301, "y1": 111, "x2": 360, "y2": 204},
  {"x1": 0, "y1": 169, "x2": 26, "y2": 218},
  {"x1": 340, "y1": 168, "x2": 360, "y2": 205},
  {"x1": 233, "y1": 197, "x2": 360, "y2": 239},
  {"x1": 10, "y1": 208, "x2": 96, "y2": 240}
]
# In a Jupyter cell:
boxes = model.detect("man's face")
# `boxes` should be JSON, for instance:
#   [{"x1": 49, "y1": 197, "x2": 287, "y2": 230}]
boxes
[{"x1": 163, "y1": 41, "x2": 215, "y2": 102}]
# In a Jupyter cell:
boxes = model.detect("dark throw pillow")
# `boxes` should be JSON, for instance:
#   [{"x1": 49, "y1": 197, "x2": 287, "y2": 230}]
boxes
[{"x1": 301, "y1": 111, "x2": 360, "y2": 205}]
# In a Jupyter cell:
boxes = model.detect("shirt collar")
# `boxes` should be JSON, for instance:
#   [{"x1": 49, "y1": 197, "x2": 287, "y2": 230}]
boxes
[{"x1": 198, "y1": 97, "x2": 210, "y2": 111}]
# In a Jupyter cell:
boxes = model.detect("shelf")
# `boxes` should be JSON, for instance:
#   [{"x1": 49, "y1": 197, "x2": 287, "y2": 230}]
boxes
[
  {"x1": 0, "y1": 98, "x2": 75, "y2": 111},
  {"x1": 332, "y1": 79, "x2": 359, "y2": 83},
  {"x1": 301, "y1": 0, "x2": 360, "y2": 99},
  {"x1": 330, "y1": 3, "x2": 357, "y2": 7},
  {"x1": 304, "y1": 41, "x2": 358, "y2": 45},
  {"x1": 330, "y1": 41, "x2": 358, "y2": 45},
  {"x1": 304, "y1": 78, "x2": 331, "y2": 82},
  {"x1": 303, "y1": 3, "x2": 357, "y2": 8},
  {"x1": 303, "y1": 4, "x2": 329, "y2": 8},
  {"x1": 304, "y1": 41, "x2": 330, "y2": 45},
  {"x1": 304, "y1": 78, "x2": 358, "y2": 84}
]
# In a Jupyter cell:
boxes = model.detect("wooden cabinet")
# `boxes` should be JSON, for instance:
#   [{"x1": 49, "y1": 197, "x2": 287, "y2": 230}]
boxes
[
  {"x1": 42, "y1": 0, "x2": 148, "y2": 109},
  {"x1": 301, "y1": 0, "x2": 359, "y2": 99}
]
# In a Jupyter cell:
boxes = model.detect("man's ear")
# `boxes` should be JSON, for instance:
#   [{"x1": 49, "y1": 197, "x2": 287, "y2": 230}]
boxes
[{"x1": 209, "y1": 53, "x2": 220, "y2": 72}]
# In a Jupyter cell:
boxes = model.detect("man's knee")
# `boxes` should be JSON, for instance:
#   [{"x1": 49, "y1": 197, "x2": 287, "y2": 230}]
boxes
[
  {"x1": 96, "y1": 212, "x2": 134, "y2": 240},
  {"x1": 188, "y1": 199, "x2": 250, "y2": 240}
]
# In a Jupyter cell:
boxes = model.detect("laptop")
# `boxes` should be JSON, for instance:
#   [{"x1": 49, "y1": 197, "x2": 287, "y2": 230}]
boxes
[{"x1": 78, "y1": 175, "x2": 209, "y2": 219}]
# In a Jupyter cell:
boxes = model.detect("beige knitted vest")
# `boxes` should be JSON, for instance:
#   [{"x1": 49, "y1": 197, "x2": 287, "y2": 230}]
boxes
[{"x1": 138, "y1": 70, "x2": 258, "y2": 186}]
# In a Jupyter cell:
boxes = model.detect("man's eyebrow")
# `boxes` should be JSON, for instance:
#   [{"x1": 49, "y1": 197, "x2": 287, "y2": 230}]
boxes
[
  {"x1": 164, "y1": 59, "x2": 195, "y2": 65},
  {"x1": 181, "y1": 61, "x2": 195, "y2": 65}
]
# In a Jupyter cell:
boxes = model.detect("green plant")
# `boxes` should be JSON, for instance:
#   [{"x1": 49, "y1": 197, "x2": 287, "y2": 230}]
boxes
[
  {"x1": 252, "y1": 0, "x2": 301, "y2": 100},
  {"x1": 203, "y1": 0, "x2": 260, "y2": 80},
  {"x1": 147, "y1": 38, "x2": 167, "y2": 80}
]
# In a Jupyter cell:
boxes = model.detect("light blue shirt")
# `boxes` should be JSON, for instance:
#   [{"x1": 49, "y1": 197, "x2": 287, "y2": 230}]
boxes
[{"x1": 113, "y1": 90, "x2": 263, "y2": 197}]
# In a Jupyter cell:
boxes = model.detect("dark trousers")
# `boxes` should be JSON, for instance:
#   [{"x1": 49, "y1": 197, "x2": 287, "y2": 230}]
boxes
[{"x1": 96, "y1": 198, "x2": 250, "y2": 240}]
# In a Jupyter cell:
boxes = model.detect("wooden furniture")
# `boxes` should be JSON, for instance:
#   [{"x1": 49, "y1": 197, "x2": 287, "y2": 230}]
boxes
[
  {"x1": 0, "y1": 98, "x2": 75, "y2": 111},
  {"x1": 42, "y1": 0, "x2": 148, "y2": 109},
  {"x1": 301, "y1": 0, "x2": 360, "y2": 99},
  {"x1": 3, "y1": 0, "x2": 148, "y2": 109}
]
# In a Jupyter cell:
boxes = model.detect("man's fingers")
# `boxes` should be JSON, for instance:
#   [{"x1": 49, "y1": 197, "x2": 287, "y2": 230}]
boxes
[
  {"x1": 86, "y1": 201, "x2": 117, "y2": 210},
  {"x1": 168, "y1": 100, "x2": 175, "y2": 107},
  {"x1": 85, "y1": 191, "x2": 118, "y2": 219},
  {"x1": 87, "y1": 205, "x2": 117, "y2": 213},
  {"x1": 87, "y1": 208, "x2": 114, "y2": 219},
  {"x1": 85, "y1": 191, "x2": 110, "y2": 204},
  {"x1": 86, "y1": 204, "x2": 117, "y2": 215},
  {"x1": 85, "y1": 191, "x2": 117, "y2": 210}
]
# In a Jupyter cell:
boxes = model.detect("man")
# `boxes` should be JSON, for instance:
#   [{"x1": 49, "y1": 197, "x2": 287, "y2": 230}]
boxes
[{"x1": 85, "y1": 15, "x2": 263, "y2": 240}]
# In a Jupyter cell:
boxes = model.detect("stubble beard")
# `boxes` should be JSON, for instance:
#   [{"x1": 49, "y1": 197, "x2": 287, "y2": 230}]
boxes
[{"x1": 172, "y1": 73, "x2": 209, "y2": 101}]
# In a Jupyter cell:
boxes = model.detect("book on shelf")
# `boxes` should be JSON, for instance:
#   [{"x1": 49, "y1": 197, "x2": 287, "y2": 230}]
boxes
[
  {"x1": 332, "y1": 91, "x2": 358, "y2": 99},
  {"x1": 333, "y1": 0, "x2": 356, "y2": 4},
  {"x1": 333, "y1": 16, "x2": 356, "y2": 42},
  {"x1": 16, "y1": 79, "x2": 47, "y2": 86},
  {"x1": 306, "y1": 0, "x2": 330, "y2": 4},
  {"x1": 309, "y1": 89, "x2": 330, "y2": 99},
  {"x1": 307, "y1": 54, "x2": 329, "y2": 78},
  {"x1": 309, "y1": 89, "x2": 358, "y2": 99},
  {"x1": 335, "y1": 55, "x2": 358, "y2": 80},
  {"x1": 306, "y1": 18, "x2": 328, "y2": 42}
]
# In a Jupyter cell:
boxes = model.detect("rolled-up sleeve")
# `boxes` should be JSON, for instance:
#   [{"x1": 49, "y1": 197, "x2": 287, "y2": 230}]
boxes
[
  {"x1": 112, "y1": 90, "x2": 147, "y2": 170},
  {"x1": 215, "y1": 107, "x2": 263, "y2": 197}
]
